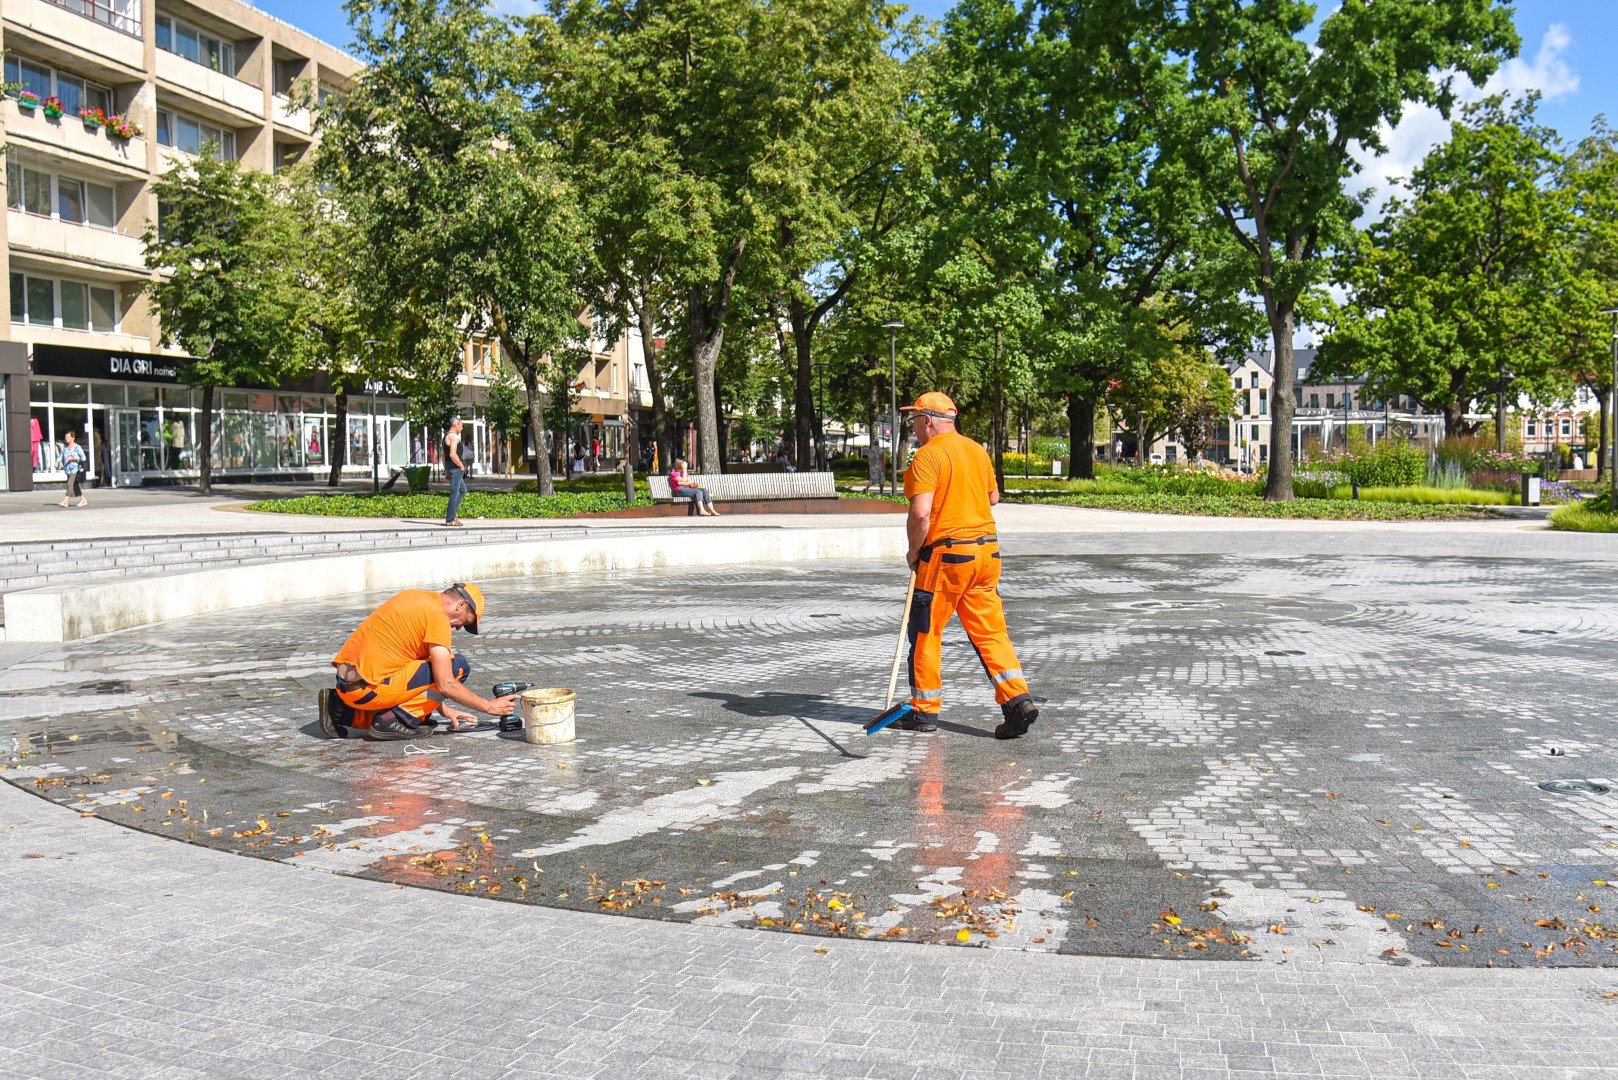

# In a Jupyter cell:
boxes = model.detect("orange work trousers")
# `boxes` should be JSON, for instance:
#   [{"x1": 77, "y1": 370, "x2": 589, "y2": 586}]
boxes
[
  {"x1": 907, "y1": 538, "x2": 1030, "y2": 719},
  {"x1": 336, "y1": 653, "x2": 470, "y2": 727}
]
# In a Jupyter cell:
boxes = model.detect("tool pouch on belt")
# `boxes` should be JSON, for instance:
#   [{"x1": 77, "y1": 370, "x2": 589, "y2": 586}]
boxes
[{"x1": 916, "y1": 534, "x2": 998, "y2": 563}]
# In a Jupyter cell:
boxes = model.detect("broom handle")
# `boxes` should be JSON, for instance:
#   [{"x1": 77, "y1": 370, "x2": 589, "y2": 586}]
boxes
[{"x1": 885, "y1": 570, "x2": 917, "y2": 708}]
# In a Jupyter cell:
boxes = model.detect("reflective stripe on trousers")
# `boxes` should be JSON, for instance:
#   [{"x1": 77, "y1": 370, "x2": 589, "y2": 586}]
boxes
[{"x1": 907, "y1": 541, "x2": 1029, "y2": 714}]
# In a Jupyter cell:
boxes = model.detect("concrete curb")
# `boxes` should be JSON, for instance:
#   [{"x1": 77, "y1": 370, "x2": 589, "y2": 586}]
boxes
[{"x1": 3, "y1": 525, "x2": 907, "y2": 642}]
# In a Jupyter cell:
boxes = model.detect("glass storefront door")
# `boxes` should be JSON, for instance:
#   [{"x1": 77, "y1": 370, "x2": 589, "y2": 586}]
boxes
[{"x1": 112, "y1": 408, "x2": 142, "y2": 487}]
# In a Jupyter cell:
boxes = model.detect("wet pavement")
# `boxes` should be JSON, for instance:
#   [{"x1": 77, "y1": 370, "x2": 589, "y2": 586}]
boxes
[{"x1": 5, "y1": 545, "x2": 1618, "y2": 971}]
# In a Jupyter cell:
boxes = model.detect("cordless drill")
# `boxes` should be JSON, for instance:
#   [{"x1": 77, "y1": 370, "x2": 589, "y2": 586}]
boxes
[{"x1": 492, "y1": 682, "x2": 529, "y2": 732}]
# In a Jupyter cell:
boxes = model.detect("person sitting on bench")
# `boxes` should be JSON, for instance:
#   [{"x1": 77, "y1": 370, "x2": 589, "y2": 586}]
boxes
[
  {"x1": 669, "y1": 458, "x2": 719, "y2": 516},
  {"x1": 318, "y1": 582, "x2": 517, "y2": 740}
]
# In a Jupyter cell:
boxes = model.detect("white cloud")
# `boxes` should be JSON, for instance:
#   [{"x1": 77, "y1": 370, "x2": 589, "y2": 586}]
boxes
[{"x1": 1349, "y1": 25, "x2": 1580, "y2": 217}]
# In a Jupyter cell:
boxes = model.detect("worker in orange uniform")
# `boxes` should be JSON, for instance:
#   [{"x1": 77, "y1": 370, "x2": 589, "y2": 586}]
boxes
[
  {"x1": 900, "y1": 393, "x2": 1038, "y2": 740},
  {"x1": 318, "y1": 583, "x2": 517, "y2": 740}
]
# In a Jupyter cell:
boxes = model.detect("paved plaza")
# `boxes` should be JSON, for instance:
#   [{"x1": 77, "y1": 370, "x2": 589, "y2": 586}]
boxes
[{"x1": 3, "y1": 501, "x2": 1618, "y2": 1076}]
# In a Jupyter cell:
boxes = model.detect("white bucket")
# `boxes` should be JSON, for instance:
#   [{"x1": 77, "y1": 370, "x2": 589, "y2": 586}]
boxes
[{"x1": 521, "y1": 688, "x2": 576, "y2": 744}]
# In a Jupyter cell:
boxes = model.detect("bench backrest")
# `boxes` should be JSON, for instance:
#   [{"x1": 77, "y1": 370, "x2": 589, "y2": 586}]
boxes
[{"x1": 647, "y1": 472, "x2": 837, "y2": 500}]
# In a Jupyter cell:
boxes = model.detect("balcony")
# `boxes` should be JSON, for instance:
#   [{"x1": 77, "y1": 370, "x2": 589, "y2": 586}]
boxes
[
  {"x1": 1, "y1": 100, "x2": 148, "y2": 176},
  {"x1": 271, "y1": 93, "x2": 312, "y2": 136},
  {"x1": 5, "y1": 0, "x2": 143, "y2": 72},
  {"x1": 156, "y1": 49, "x2": 264, "y2": 121},
  {"x1": 7, "y1": 212, "x2": 148, "y2": 273}
]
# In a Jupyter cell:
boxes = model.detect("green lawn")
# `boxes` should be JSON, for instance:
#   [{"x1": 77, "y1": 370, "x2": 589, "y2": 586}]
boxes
[{"x1": 245, "y1": 489, "x2": 651, "y2": 518}]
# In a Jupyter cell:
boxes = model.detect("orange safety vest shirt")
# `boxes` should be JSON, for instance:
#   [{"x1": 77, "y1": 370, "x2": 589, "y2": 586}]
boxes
[{"x1": 332, "y1": 590, "x2": 455, "y2": 720}]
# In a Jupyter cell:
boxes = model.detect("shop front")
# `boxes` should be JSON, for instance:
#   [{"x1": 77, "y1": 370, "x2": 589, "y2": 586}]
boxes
[{"x1": 22, "y1": 343, "x2": 412, "y2": 488}]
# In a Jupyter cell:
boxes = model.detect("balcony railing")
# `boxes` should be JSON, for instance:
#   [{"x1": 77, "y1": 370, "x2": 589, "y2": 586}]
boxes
[{"x1": 42, "y1": 0, "x2": 140, "y2": 37}]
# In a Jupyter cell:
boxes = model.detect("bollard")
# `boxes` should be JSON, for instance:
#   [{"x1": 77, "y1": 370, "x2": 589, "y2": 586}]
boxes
[{"x1": 624, "y1": 458, "x2": 635, "y2": 504}]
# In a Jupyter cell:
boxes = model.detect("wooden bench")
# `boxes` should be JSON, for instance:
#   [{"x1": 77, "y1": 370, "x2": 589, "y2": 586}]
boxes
[{"x1": 647, "y1": 472, "x2": 838, "y2": 513}]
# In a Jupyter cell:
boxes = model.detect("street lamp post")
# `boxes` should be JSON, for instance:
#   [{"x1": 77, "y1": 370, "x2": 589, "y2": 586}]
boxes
[
  {"x1": 363, "y1": 338, "x2": 382, "y2": 494},
  {"x1": 1603, "y1": 308, "x2": 1618, "y2": 511},
  {"x1": 881, "y1": 321, "x2": 904, "y2": 495}
]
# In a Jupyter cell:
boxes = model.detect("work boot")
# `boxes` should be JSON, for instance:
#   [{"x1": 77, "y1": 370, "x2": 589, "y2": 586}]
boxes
[
  {"x1": 317, "y1": 689, "x2": 352, "y2": 740},
  {"x1": 897, "y1": 714, "x2": 938, "y2": 733},
  {"x1": 368, "y1": 708, "x2": 429, "y2": 741},
  {"x1": 994, "y1": 698, "x2": 1039, "y2": 741}
]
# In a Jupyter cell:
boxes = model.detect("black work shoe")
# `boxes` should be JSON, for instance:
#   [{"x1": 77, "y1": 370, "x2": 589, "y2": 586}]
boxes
[
  {"x1": 317, "y1": 689, "x2": 351, "y2": 740},
  {"x1": 994, "y1": 698, "x2": 1039, "y2": 741},
  {"x1": 368, "y1": 709, "x2": 427, "y2": 741},
  {"x1": 897, "y1": 715, "x2": 938, "y2": 733}
]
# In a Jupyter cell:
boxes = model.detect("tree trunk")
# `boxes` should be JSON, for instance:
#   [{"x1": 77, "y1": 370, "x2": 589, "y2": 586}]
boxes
[
  {"x1": 687, "y1": 240, "x2": 745, "y2": 475},
  {"x1": 1601, "y1": 387, "x2": 1612, "y2": 481},
  {"x1": 690, "y1": 307, "x2": 723, "y2": 474},
  {"x1": 789, "y1": 297, "x2": 816, "y2": 471},
  {"x1": 1442, "y1": 401, "x2": 1467, "y2": 442},
  {"x1": 992, "y1": 328, "x2": 1005, "y2": 493},
  {"x1": 327, "y1": 387, "x2": 347, "y2": 487},
  {"x1": 631, "y1": 295, "x2": 674, "y2": 474},
  {"x1": 517, "y1": 361, "x2": 555, "y2": 497},
  {"x1": 1263, "y1": 310, "x2": 1297, "y2": 501},
  {"x1": 1496, "y1": 384, "x2": 1508, "y2": 453},
  {"x1": 1068, "y1": 394, "x2": 1096, "y2": 479},
  {"x1": 197, "y1": 383, "x2": 215, "y2": 494}
]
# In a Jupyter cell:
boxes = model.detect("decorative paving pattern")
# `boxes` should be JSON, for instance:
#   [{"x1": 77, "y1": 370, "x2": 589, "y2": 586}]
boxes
[{"x1": 5, "y1": 549, "x2": 1618, "y2": 969}]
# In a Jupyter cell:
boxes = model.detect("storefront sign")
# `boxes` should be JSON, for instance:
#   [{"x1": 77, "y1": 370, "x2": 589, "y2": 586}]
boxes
[{"x1": 32, "y1": 344, "x2": 181, "y2": 385}]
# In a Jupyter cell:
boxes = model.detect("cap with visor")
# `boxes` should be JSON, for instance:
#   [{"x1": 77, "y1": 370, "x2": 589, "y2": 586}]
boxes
[
  {"x1": 448, "y1": 582, "x2": 485, "y2": 634},
  {"x1": 900, "y1": 392, "x2": 959, "y2": 420}
]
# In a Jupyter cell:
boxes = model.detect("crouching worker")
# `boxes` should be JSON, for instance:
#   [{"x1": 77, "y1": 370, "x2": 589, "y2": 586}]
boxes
[{"x1": 317, "y1": 582, "x2": 517, "y2": 740}]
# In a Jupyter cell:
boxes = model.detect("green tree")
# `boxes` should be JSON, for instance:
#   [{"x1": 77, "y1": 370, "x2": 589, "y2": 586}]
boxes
[
  {"x1": 1318, "y1": 97, "x2": 1578, "y2": 445},
  {"x1": 1559, "y1": 118, "x2": 1618, "y2": 480},
  {"x1": 1174, "y1": 0, "x2": 1518, "y2": 499},
  {"x1": 323, "y1": 0, "x2": 585, "y2": 496},
  {"x1": 278, "y1": 162, "x2": 377, "y2": 487},
  {"x1": 483, "y1": 362, "x2": 525, "y2": 475},
  {"x1": 142, "y1": 151, "x2": 308, "y2": 493}
]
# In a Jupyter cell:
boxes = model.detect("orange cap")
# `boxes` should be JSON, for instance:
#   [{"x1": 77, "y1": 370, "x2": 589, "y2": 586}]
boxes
[
  {"x1": 899, "y1": 392, "x2": 958, "y2": 419},
  {"x1": 449, "y1": 582, "x2": 486, "y2": 634}
]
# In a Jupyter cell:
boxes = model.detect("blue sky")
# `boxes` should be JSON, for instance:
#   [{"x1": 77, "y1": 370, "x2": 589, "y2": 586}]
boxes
[{"x1": 256, "y1": 0, "x2": 1612, "y2": 174}]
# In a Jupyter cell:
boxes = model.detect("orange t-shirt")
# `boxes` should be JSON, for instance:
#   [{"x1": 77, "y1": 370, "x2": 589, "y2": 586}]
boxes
[
  {"x1": 903, "y1": 430, "x2": 997, "y2": 545},
  {"x1": 333, "y1": 590, "x2": 453, "y2": 685}
]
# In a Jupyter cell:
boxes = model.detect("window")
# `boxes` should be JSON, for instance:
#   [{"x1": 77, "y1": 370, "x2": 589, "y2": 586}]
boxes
[
  {"x1": 1249, "y1": 372, "x2": 1258, "y2": 388},
  {"x1": 1342, "y1": 392, "x2": 1352, "y2": 410},
  {"x1": 6, "y1": 160, "x2": 116, "y2": 228},
  {"x1": 156, "y1": 14, "x2": 235, "y2": 75},
  {"x1": 1258, "y1": 388, "x2": 1268, "y2": 416},
  {"x1": 9, "y1": 272, "x2": 118, "y2": 331},
  {"x1": 156, "y1": 109, "x2": 236, "y2": 159},
  {"x1": 1293, "y1": 388, "x2": 1302, "y2": 407},
  {"x1": 1325, "y1": 393, "x2": 1335, "y2": 408},
  {"x1": 41, "y1": 0, "x2": 140, "y2": 35},
  {"x1": 1526, "y1": 418, "x2": 1538, "y2": 437},
  {"x1": 5, "y1": 56, "x2": 112, "y2": 116},
  {"x1": 1308, "y1": 393, "x2": 1319, "y2": 409}
]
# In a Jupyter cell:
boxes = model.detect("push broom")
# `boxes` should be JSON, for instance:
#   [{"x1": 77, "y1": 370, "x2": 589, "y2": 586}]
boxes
[{"x1": 863, "y1": 570, "x2": 917, "y2": 734}]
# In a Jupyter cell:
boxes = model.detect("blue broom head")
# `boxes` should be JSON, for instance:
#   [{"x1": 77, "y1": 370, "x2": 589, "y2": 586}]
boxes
[{"x1": 863, "y1": 701, "x2": 913, "y2": 735}]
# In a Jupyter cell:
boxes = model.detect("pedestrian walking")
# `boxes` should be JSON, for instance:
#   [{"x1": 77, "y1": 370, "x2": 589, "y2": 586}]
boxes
[
  {"x1": 59, "y1": 430, "x2": 88, "y2": 507},
  {"x1": 443, "y1": 417, "x2": 468, "y2": 527},
  {"x1": 899, "y1": 392, "x2": 1038, "y2": 739}
]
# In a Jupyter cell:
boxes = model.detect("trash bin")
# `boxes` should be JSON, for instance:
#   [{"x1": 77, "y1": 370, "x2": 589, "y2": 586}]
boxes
[
  {"x1": 1521, "y1": 473, "x2": 1540, "y2": 507},
  {"x1": 405, "y1": 465, "x2": 430, "y2": 493}
]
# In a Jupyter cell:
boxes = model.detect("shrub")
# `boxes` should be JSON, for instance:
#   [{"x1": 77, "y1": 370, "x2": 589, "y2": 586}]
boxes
[
  {"x1": 1000, "y1": 451, "x2": 1053, "y2": 476},
  {"x1": 1328, "y1": 440, "x2": 1426, "y2": 487},
  {"x1": 1031, "y1": 436, "x2": 1069, "y2": 460},
  {"x1": 1436, "y1": 435, "x2": 1540, "y2": 476},
  {"x1": 1550, "y1": 501, "x2": 1618, "y2": 532}
]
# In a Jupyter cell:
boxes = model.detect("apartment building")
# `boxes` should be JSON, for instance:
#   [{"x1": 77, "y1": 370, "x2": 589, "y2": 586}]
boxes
[
  {"x1": 0, "y1": 0, "x2": 363, "y2": 490},
  {"x1": 1222, "y1": 347, "x2": 1439, "y2": 469}
]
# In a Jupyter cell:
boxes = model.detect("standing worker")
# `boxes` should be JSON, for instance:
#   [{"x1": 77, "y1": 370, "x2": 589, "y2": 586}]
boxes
[
  {"x1": 900, "y1": 392, "x2": 1039, "y2": 740},
  {"x1": 319, "y1": 582, "x2": 518, "y2": 739},
  {"x1": 444, "y1": 416, "x2": 468, "y2": 528}
]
